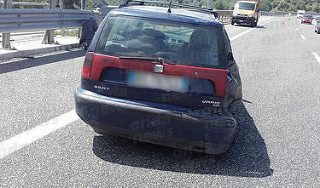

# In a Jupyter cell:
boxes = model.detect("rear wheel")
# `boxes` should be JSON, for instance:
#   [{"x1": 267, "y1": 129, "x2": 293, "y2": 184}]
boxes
[
  {"x1": 231, "y1": 21, "x2": 234, "y2": 25},
  {"x1": 317, "y1": 28, "x2": 320, "y2": 34}
]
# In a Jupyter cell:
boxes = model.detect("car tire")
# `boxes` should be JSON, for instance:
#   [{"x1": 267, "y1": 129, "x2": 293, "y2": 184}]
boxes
[
  {"x1": 231, "y1": 21, "x2": 234, "y2": 25},
  {"x1": 317, "y1": 29, "x2": 320, "y2": 34},
  {"x1": 251, "y1": 21, "x2": 257, "y2": 27}
]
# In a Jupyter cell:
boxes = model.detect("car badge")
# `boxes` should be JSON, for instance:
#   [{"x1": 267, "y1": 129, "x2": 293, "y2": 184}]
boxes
[{"x1": 154, "y1": 64, "x2": 164, "y2": 73}]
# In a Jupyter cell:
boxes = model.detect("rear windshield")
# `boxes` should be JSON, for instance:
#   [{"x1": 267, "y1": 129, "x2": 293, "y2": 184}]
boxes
[
  {"x1": 304, "y1": 15, "x2": 312, "y2": 18},
  {"x1": 237, "y1": 2, "x2": 256, "y2": 10},
  {"x1": 95, "y1": 15, "x2": 227, "y2": 69}
]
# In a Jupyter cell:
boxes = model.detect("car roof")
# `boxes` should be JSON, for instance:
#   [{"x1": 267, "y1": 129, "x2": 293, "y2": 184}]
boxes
[
  {"x1": 108, "y1": 6, "x2": 223, "y2": 28},
  {"x1": 237, "y1": 1, "x2": 256, "y2": 4}
]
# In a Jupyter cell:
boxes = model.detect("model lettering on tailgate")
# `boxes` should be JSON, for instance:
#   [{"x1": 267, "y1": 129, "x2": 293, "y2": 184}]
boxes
[{"x1": 202, "y1": 100, "x2": 221, "y2": 107}]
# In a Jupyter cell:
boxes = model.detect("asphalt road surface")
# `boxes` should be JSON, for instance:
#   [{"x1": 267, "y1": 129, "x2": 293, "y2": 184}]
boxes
[{"x1": 0, "y1": 16, "x2": 319, "y2": 187}]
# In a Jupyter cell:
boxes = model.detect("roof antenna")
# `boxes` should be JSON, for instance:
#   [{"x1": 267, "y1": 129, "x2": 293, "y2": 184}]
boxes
[{"x1": 168, "y1": 0, "x2": 172, "y2": 13}]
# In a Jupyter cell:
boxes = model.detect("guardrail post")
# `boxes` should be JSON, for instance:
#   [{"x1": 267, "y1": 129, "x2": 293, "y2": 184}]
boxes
[
  {"x1": 2, "y1": 0, "x2": 12, "y2": 49},
  {"x1": 207, "y1": 0, "x2": 213, "y2": 9},
  {"x1": 42, "y1": 0, "x2": 57, "y2": 44},
  {"x1": 81, "y1": 0, "x2": 88, "y2": 10},
  {"x1": 59, "y1": 0, "x2": 65, "y2": 36}
]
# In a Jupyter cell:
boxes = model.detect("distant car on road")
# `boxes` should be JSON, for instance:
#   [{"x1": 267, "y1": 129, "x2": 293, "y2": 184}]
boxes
[
  {"x1": 297, "y1": 10, "x2": 305, "y2": 18},
  {"x1": 301, "y1": 14, "x2": 313, "y2": 24},
  {"x1": 231, "y1": 0, "x2": 260, "y2": 27},
  {"x1": 75, "y1": 0, "x2": 242, "y2": 154}
]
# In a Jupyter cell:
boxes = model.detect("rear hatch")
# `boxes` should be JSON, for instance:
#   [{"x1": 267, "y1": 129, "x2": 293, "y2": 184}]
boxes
[{"x1": 81, "y1": 14, "x2": 228, "y2": 110}]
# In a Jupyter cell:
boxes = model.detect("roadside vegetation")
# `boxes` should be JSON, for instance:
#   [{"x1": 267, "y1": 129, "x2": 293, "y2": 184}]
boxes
[{"x1": 11, "y1": 0, "x2": 320, "y2": 13}]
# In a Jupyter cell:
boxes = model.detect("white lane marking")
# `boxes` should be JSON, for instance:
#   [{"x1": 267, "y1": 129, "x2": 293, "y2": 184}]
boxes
[
  {"x1": 296, "y1": 28, "x2": 299, "y2": 31},
  {"x1": 312, "y1": 52, "x2": 320, "y2": 65},
  {"x1": 230, "y1": 28, "x2": 255, "y2": 41},
  {"x1": 230, "y1": 19, "x2": 276, "y2": 41},
  {"x1": 0, "y1": 110, "x2": 79, "y2": 159},
  {"x1": 301, "y1": 34, "x2": 306, "y2": 39}
]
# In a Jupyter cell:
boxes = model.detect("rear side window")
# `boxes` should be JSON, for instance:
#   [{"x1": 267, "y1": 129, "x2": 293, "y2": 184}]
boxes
[{"x1": 96, "y1": 15, "x2": 227, "y2": 69}]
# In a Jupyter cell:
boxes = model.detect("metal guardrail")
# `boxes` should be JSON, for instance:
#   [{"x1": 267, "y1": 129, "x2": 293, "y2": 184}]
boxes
[
  {"x1": 0, "y1": 9, "x2": 98, "y2": 33},
  {"x1": 97, "y1": 6, "x2": 117, "y2": 20},
  {"x1": 217, "y1": 10, "x2": 233, "y2": 23},
  {"x1": 260, "y1": 11, "x2": 320, "y2": 17}
]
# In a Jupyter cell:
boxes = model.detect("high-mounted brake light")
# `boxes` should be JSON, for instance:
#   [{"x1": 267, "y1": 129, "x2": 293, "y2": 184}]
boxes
[{"x1": 81, "y1": 52, "x2": 94, "y2": 79}]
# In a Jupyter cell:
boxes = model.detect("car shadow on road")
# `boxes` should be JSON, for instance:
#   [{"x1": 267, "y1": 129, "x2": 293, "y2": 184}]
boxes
[
  {"x1": 0, "y1": 50, "x2": 85, "y2": 74},
  {"x1": 233, "y1": 24, "x2": 266, "y2": 29},
  {"x1": 92, "y1": 101, "x2": 273, "y2": 178}
]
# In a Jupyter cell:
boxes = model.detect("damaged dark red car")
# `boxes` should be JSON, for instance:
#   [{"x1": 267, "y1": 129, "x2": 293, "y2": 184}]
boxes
[
  {"x1": 301, "y1": 14, "x2": 313, "y2": 24},
  {"x1": 75, "y1": 0, "x2": 242, "y2": 154}
]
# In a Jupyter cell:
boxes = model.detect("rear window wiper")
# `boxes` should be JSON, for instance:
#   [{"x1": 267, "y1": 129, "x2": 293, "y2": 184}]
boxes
[{"x1": 119, "y1": 56, "x2": 176, "y2": 65}]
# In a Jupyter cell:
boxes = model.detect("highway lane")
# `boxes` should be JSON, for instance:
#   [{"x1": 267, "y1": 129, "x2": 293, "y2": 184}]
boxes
[
  {"x1": 0, "y1": 50, "x2": 84, "y2": 142},
  {"x1": 0, "y1": 16, "x2": 319, "y2": 187},
  {"x1": 224, "y1": 16, "x2": 275, "y2": 40},
  {"x1": 230, "y1": 16, "x2": 319, "y2": 186}
]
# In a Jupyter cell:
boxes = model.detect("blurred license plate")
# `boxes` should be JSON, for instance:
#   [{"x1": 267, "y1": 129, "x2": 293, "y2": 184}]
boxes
[{"x1": 127, "y1": 71, "x2": 188, "y2": 93}]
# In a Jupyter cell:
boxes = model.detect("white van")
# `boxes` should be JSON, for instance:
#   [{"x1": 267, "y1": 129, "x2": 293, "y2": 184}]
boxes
[{"x1": 297, "y1": 10, "x2": 305, "y2": 18}]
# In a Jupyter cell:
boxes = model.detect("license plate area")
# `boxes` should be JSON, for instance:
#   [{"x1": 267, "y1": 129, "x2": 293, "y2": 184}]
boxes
[{"x1": 127, "y1": 71, "x2": 188, "y2": 93}]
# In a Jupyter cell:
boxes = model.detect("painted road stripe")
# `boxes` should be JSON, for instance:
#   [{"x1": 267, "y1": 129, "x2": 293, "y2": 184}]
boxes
[
  {"x1": 0, "y1": 110, "x2": 79, "y2": 159},
  {"x1": 301, "y1": 34, "x2": 306, "y2": 39},
  {"x1": 230, "y1": 28, "x2": 256, "y2": 41},
  {"x1": 312, "y1": 52, "x2": 320, "y2": 65},
  {"x1": 296, "y1": 28, "x2": 299, "y2": 31},
  {"x1": 230, "y1": 19, "x2": 276, "y2": 41}
]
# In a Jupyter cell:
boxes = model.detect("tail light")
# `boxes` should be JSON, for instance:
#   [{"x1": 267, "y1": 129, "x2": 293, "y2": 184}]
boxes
[{"x1": 81, "y1": 52, "x2": 94, "y2": 79}]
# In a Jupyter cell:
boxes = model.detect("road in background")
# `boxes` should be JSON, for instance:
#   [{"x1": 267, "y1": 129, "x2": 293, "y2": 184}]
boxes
[{"x1": 0, "y1": 16, "x2": 319, "y2": 187}]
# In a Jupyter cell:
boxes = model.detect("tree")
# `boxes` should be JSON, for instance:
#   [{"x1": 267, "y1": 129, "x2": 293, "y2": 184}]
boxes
[
  {"x1": 313, "y1": 5, "x2": 320, "y2": 13},
  {"x1": 63, "y1": 0, "x2": 81, "y2": 9},
  {"x1": 260, "y1": 0, "x2": 272, "y2": 11},
  {"x1": 278, "y1": 1, "x2": 289, "y2": 11}
]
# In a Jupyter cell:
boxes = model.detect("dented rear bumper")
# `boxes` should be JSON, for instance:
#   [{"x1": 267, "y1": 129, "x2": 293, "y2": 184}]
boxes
[{"x1": 75, "y1": 87, "x2": 237, "y2": 154}]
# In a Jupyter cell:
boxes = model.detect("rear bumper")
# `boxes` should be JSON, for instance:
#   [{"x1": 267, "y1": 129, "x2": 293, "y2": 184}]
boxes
[
  {"x1": 301, "y1": 20, "x2": 312, "y2": 23},
  {"x1": 232, "y1": 16, "x2": 255, "y2": 24},
  {"x1": 75, "y1": 87, "x2": 237, "y2": 154}
]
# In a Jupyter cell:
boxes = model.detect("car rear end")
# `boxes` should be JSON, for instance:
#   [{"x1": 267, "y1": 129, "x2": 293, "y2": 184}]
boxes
[
  {"x1": 301, "y1": 15, "x2": 313, "y2": 24},
  {"x1": 75, "y1": 7, "x2": 241, "y2": 154}
]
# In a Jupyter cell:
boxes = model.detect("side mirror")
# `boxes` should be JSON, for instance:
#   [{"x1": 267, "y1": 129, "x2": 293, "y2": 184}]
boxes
[{"x1": 232, "y1": 6, "x2": 234, "y2": 10}]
